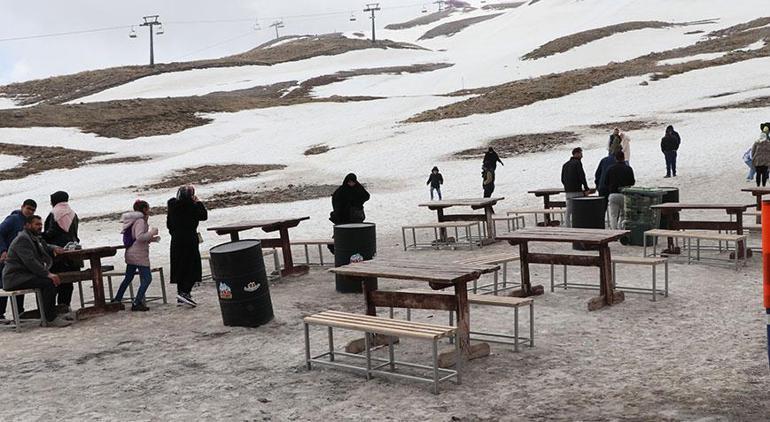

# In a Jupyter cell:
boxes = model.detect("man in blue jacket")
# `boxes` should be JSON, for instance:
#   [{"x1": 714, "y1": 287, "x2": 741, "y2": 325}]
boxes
[{"x1": 0, "y1": 199, "x2": 37, "y2": 323}]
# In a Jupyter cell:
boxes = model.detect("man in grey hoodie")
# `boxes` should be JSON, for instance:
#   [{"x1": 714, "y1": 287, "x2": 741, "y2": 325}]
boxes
[{"x1": 2, "y1": 215, "x2": 71, "y2": 327}]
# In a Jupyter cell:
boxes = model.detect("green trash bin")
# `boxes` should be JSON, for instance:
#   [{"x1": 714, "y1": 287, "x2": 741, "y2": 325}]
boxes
[{"x1": 620, "y1": 187, "x2": 667, "y2": 246}]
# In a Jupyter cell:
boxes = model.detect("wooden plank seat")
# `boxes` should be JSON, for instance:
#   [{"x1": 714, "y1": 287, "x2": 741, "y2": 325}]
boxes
[
  {"x1": 201, "y1": 249, "x2": 281, "y2": 281},
  {"x1": 303, "y1": 310, "x2": 460, "y2": 394},
  {"x1": 291, "y1": 239, "x2": 333, "y2": 266},
  {"x1": 401, "y1": 221, "x2": 483, "y2": 251},
  {"x1": 0, "y1": 289, "x2": 47, "y2": 332},
  {"x1": 454, "y1": 253, "x2": 521, "y2": 295},
  {"x1": 643, "y1": 229, "x2": 748, "y2": 270},
  {"x1": 390, "y1": 288, "x2": 534, "y2": 352},
  {"x1": 103, "y1": 267, "x2": 167, "y2": 306},
  {"x1": 550, "y1": 256, "x2": 669, "y2": 301}
]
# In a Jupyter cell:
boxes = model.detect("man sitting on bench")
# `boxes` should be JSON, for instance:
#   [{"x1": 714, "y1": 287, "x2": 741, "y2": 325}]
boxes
[{"x1": 2, "y1": 215, "x2": 71, "y2": 327}]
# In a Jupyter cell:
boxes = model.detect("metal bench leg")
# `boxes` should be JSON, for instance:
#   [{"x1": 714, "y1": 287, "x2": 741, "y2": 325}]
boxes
[
  {"x1": 365, "y1": 333, "x2": 372, "y2": 380},
  {"x1": 612, "y1": 262, "x2": 617, "y2": 289},
  {"x1": 493, "y1": 270, "x2": 499, "y2": 296},
  {"x1": 77, "y1": 281, "x2": 85, "y2": 308},
  {"x1": 107, "y1": 275, "x2": 114, "y2": 301},
  {"x1": 550, "y1": 264, "x2": 555, "y2": 292},
  {"x1": 514, "y1": 306, "x2": 519, "y2": 353},
  {"x1": 318, "y1": 245, "x2": 324, "y2": 266},
  {"x1": 304, "y1": 245, "x2": 310, "y2": 265},
  {"x1": 406, "y1": 308, "x2": 412, "y2": 321},
  {"x1": 455, "y1": 332, "x2": 462, "y2": 385},
  {"x1": 529, "y1": 302, "x2": 535, "y2": 347},
  {"x1": 696, "y1": 239, "x2": 701, "y2": 262},
  {"x1": 563, "y1": 265, "x2": 568, "y2": 289},
  {"x1": 502, "y1": 262, "x2": 508, "y2": 289},
  {"x1": 10, "y1": 294, "x2": 21, "y2": 333},
  {"x1": 448, "y1": 311, "x2": 454, "y2": 344},
  {"x1": 304, "y1": 323, "x2": 311, "y2": 370},
  {"x1": 687, "y1": 238, "x2": 692, "y2": 264},
  {"x1": 159, "y1": 268, "x2": 167, "y2": 304},
  {"x1": 328, "y1": 326, "x2": 335, "y2": 362},
  {"x1": 402, "y1": 228, "x2": 407, "y2": 251},
  {"x1": 432, "y1": 340, "x2": 439, "y2": 394},
  {"x1": 652, "y1": 265, "x2": 657, "y2": 302},
  {"x1": 388, "y1": 334, "x2": 395, "y2": 371},
  {"x1": 273, "y1": 251, "x2": 281, "y2": 279},
  {"x1": 412, "y1": 228, "x2": 417, "y2": 250},
  {"x1": 664, "y1": 261, "x2": 669, "y2": 297}
]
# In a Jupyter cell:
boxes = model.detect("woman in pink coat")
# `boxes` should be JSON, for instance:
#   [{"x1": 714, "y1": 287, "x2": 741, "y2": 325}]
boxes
[{"x1": 112, "y1": 200, "x2": 159, "y2": 311}]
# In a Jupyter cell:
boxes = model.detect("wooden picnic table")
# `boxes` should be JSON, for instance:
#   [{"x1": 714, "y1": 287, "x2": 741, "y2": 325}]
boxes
[
  {"x1": 208, "y1": 217, "x2": 310, "y2": 277},
  {"x1": 650, "y1": 203, "x2": 750, "y2": 257},
  {"x1": 418, "y1": 198, "x2": 504, "y2": 245},
  {"x1": 497, "y1": 227, "x2": 629, "y2": 311},
  {"x1": 741, "y1": 187, "x2": 770, "y2": 223},
  {"x1": 328, "y1": 257, "x2": 500, "y2": 366},
  {"x1": 57, "y1": 245, "x2": 124, "y2": 319},
  {"x1": 527, "y1": 188, "x2": 596, "y2": 225}
]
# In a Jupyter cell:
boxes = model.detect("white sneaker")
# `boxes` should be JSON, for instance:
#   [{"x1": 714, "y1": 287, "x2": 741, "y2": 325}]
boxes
[{"x1": 45, "y1": 316, "x2": 72, "y2": 328}]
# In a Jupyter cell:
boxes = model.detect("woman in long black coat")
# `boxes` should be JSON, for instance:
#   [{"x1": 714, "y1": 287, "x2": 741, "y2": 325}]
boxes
[
  {"x1": 167, "y1": 185, "x2": 208, "y2": 307},
  {"x1": 330, "y1": 173, "x2": 370, "y2": 225}
]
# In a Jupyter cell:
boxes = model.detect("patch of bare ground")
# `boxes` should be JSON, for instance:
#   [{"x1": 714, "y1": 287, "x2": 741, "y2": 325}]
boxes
[
  {"x1": 284, "y1": 63, "x2": 454, "y2": 99},
  {"x1": 482, "y1": 2, "x2": 525, "y2": 10},
  {"x1": 90, "y1": 155, "x2": 152, "y2": 165},
  {"x1": 0, "y1": 34, "x2": 421, "y2": 106},
  {"x1": 385, "y1": 9, "x2": 454, "y2": 30},
  {"x1": 587, "y1": 120, "x2": 665, "y2": 132},
  {"x1": 522, "y1": 20, "x2": 717, "y2": 60},
  {"x1": 0, "y1": 92, "x2": 379, "y2": 140},
  {"x1": 406, "y1": 17, "x2": 770, "y2": 123},
  {"x1": 679, "y1": 96, "x2": 770, "y2": 113},
  {"x1": 418, "y1": 14, "x2": 503, "y2": 40},
  {"x1": 685, "y1": 30, "x2": 705, "y2": 35},
  {"x1": 141, "y1": 164, "x2": 286, "y2": 191},
  {"x1": 81, "y1": 184, "x2": 337, "y2": 222},
  {"x1": 453, "y1": 131, "x2": 579, "y2": 159},
  {"x1": 0, "y1": 143, "x2": 101, "y2": 181},
  {"x1": 304, "y1": 144, "x2": 331, "y2": 156},
  {"x1": 707, "y1": 17, "x2": 770, "y2": 38}
]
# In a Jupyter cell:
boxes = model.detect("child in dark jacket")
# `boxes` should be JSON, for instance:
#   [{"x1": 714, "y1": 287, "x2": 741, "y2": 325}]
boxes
[{"x1": 427, "y1": 166, "x2": 444, "y2": 200}]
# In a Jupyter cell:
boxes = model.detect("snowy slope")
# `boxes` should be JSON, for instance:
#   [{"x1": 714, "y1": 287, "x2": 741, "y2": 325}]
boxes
[{"x1": 2, "y1": 0, "x2": 769, "y2": 253}]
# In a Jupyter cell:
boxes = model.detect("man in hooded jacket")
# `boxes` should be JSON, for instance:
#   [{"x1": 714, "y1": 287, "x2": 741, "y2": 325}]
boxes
[{"x1": 661, "y1": 125, "x2": 681, "y2": 178}]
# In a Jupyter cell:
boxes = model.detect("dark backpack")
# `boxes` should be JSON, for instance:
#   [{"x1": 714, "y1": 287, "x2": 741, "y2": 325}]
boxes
[{"x1": 122, "y1": 223, "x2": 136, "y2": 248}]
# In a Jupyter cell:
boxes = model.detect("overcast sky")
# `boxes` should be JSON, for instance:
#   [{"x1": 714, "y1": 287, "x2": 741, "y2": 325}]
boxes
[{"x1": 0, "y1": 1, "x2": 429, "y2": 84}]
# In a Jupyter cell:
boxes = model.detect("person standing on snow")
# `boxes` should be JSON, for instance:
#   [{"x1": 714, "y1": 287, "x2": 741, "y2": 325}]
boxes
[
  {"x1": 483, "y1": 147, "x2": 504, "y2": 172},
  {"x1": 752, "y1": 123, "x2": 770, "y2": 187},
  {"x1": 426, "y1": 166, "x2": 444, "y2": 200},
  {"x1": 167, "y1": 185, "x2": 208, "y2": 308},
  {"x1": 482, "y1": 166, "x2": 495, "y2": 198},
  {"x1": 605, "y1": 151, "x2": 636, "y2": 230},
  {"x1": 608, "y1": 128, "x2": 623, "y2": 156},
  {"x1": 620, "y1": 132, "x2": 631, "y2": 164},
  {"x1": 744, "y1": 147, "x2": 756, "y2": 182},
  {"x1": 561, "y1": 147, "x2": 591, "y2": 227},
  {"x1": 661, "y1": 125, "x2": 681, "y2": 178}
]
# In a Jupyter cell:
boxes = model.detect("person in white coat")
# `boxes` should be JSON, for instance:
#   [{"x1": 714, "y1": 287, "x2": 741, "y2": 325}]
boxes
[{"x1": 620, "y1": 132, "x2": 631, "y2": 164}]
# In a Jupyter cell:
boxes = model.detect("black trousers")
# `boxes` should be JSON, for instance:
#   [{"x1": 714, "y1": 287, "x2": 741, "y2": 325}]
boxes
[
  {"x1": 7, "y1": 278, "x2": 57, "y2": 322},
  {"x1": 56, "y1": 284, "x2": 73, "y2": 307},
  {"x1": 483, "y1": 184, "x2": 495, "y2": 198},
  {"x1": 756, "y1": 166, "x2": 769, "y2": 187}
]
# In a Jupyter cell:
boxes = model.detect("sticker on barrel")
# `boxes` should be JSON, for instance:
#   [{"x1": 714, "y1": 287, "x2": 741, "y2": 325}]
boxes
[
  {"x1": 218, "y1": 283, "x2": 233, "y2": 299},
  {"x1": 350, "y1": 253, "x2": 364, "y2": 263},
  {"x1": 244, "y1": 282, "x2": 261, "y2": 293}
]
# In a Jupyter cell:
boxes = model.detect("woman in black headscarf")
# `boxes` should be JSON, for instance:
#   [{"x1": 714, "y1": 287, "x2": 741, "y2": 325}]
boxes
[
  {"x1": 167, "y1": 185, "x2": 208, "y2": 307},
  {"x1": 330, "y1": 173, "x2": 370, "y2": 226},
  {"x1": 43, "y1": 191, "x2": 80, "y2": 315}
]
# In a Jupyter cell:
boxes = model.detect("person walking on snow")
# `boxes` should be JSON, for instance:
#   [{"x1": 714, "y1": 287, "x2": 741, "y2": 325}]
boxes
[
  {"x1": 482, "y1": 166, "x2": 495, "y2": 198},
  {"x1": 561, "y1": 147, "x2": 591, "y2": 228},
  {"x1": 752, "y1": 123, "x2": 770, "y2": 187},
  {"x1": 661, "y1": 125, "x2": 680, "y2": 178},
  {"x1": 605, "y1": 151, "x2": 636, "y2": 230},
  {"x1": 426, "y1": 167, "x2": 444, "y2": 200},
  {"x1": 112, "y1": 200, "x2": 160, "y2": 312},
  {"x1": 483, "y1": 147, "x2": 504, "y2": 172}
]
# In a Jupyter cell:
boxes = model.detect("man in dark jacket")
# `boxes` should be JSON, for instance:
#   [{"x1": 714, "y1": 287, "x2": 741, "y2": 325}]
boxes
[
  {"x1": 561, "y1": 147, "x2": 590, "y2": 227},
  {"x1": 2, "y1": 215, "x2": 70, "y2": 327},
  {"x1": 483, "y1": 147, "x2": 504, "y2": 172},
  {"x1": 661, "y1": 125, "x2": 681, "y2": 178},
  {"x1": 608, "y1": 128, "x2": 622, "y2": 155},
  {"x1": 605, "y1": 151, "x2": 636, "y2": 230},
  {"x1": 0, "y1": 199, "x2": 36, "y2": 323},
  {"x1": 594, "y1": 153, "x2": 618, "y2": 198},
  {"x1": 330, "y1": 173, "x2": 370, "y2": 225}
]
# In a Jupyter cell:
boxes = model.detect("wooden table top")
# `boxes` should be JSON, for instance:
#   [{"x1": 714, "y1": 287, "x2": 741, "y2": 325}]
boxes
[
  {"x1": 208, "y1": 217, "x2": 310, "y2": 233},
  {"x1": 418, "y1": 198, "x2": 504, "y2": 208},
  {"x1": 741, "y1": 187, "x2": 770, "y2": 195},
  {"x1": 58, "y1": 245, "x2": 122, "y2": 259},
  {"x1": 328, "y1": 257, "x2": 499, "y2": 285},
  {"x1": 527, "y1": 188, "x2": 565, "y2": 196},
  {"x1": 497, "y1": 227, "x2": 629, "y2": 245},
  {"x1": 650, "y1": 203, "x2": 749, "y2": 211}
]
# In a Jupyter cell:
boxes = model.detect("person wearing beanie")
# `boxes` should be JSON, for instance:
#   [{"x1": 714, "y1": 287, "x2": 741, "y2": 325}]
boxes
[
  {"x1": 426, "y1": 166, "x2": 444, "y2": 200},
  {"x1": 42, "y1": 191, "x2": 80, "y2": 318}
]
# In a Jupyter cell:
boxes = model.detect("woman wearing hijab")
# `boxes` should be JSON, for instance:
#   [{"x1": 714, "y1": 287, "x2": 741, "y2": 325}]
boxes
[
  {"x1": 43, "y1": 191, "x2": 80, "y2": 315},
  {"x1": 330, "y1": 173, "x2": 370, "y2": 226},
  {"x1": 167, "y1": 185, "x2": 208, "y2": 307}
]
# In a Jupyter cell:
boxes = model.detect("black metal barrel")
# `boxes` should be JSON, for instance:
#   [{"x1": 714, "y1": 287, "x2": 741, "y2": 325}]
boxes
[
  {"x1": 209, "y1": 240, "x2": 274, "y2": 327},
  {"x1": 657, "y1": 187, "x2": 679, "y2": 229},
  {"x1": 572, "y1": 197, "x2": 606, "y2": 250},
  {"x1": 334, "y1": 223, "x2": 377, "y2": 293}
]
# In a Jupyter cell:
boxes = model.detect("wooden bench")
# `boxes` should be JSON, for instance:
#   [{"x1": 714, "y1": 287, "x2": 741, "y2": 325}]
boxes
[
  {"x1": 643, "y1": 229, "x2": 748, "y2": 270},
  {"x1": 201, "y1": 248, "x2": 281, "y2": 281},
  {"x1": 291, "y1": 239, "x2": 333, "y2": 266},
  {"x1": 103, "y1": 267, "x2": 167, "y2": 305},
  {"x1": 0, "y1": 289, "x2": 47, "y2": 332},
  {"x1": 507, "y1": 208, "x2": 566, "y2": 226},
  {"x1": 303, "y1": 310, "x2": 460, "y2": 394},
  {"x1": 401, "y1": 221, "x2": 483, "y2": 251},
  {"x1": 454, "y1": 252, "x2": 520, "y2": 295},
  {"x1": 490, "y1": 214, "x2": 526, "y2": 234},
  {"x1": 550, "y1": 256, "x2": 669, "y2": 301},
  {"x1": 391, "y1": 289, "x2": 534, "y2": 352}
]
